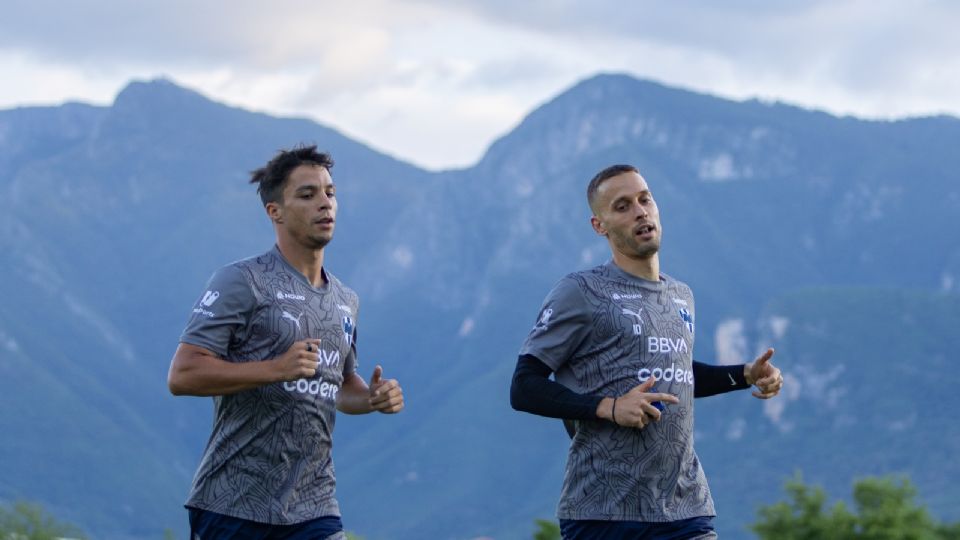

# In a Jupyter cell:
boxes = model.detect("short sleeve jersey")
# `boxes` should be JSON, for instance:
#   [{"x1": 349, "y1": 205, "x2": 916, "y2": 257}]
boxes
[
  {"x1": 519, "y1": 261, "x2": 714, "y2": 522},
  {"x1": 179, "y1": 246, "x2": 359, "y2": 524}
]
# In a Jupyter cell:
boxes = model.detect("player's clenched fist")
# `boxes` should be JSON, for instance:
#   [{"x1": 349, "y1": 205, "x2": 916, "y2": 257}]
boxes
[
  {"x1": 368, "y1": 365, "x2": 404, "y2": 414},
  {"x1": 611, "y1": 376, "x2": 680, "y2": 429},
  {"x1": 273, "y1": 339, "x2": 322, "y2": 381}
]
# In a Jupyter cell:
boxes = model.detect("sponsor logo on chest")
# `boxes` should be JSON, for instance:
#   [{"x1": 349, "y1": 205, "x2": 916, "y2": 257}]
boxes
[
  {"x1": 276, "y1": 290, "x2": 306, "y2": 301},
  {"x1": 638, "y1": 362, "x2": 694, "y2": 385},
  {"x1": 648, "y1": 336, "x2": 689, "y2": 354},
  {"x1": 284, "y1": 347, "x2": 342, "y2": 400}
]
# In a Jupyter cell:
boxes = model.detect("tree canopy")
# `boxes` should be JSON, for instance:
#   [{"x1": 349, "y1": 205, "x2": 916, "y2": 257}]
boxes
[{"x1": 753, "y1": 474, "x2": 960, "y2": 540}]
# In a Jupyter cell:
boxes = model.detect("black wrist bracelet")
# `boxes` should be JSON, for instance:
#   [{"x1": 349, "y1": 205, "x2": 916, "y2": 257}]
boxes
[{"x1": 611, "y1": 397, "x2": 618, "y2": 424}]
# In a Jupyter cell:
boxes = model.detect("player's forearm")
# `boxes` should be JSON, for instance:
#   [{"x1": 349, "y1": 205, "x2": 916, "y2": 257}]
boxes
[
  {"x1": 168, "y1": 345, "x2": 280, "y2": 396},
  {"x1": 594, "y1": 397, "x2": 615, "y2": 421},
  {"x1": 336, "y1": 374, "x2": 373, "y2": 414}
]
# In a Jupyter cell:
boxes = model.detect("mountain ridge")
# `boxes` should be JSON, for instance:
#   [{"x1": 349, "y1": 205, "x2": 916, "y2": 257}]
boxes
[{"x1": 0, "y1": 73, "x2": 956, "y2": 539}]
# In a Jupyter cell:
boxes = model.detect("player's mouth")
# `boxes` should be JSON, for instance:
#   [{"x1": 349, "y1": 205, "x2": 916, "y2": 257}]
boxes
[
  {"x1": 634, "y1": 224, "x2": 656, "y2": 238},
  {"x1": 314, "y1": 217, "x2": 335, "y2": 228}
]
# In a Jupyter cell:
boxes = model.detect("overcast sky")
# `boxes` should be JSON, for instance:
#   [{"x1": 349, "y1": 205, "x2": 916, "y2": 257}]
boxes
[{"x1": 2, "y1": 0, "x2": 957, "y2": 170}]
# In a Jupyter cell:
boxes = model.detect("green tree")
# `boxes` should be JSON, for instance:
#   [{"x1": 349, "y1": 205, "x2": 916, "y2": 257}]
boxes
[
  {"x1": 753, "y1": 474, "x2": 958, "y2": 540},
  {"x1": 937, "y1": 522, "x2": 960, "y2": 540},
  {"x1": 532, "y1": 518, "x2": 561, "y2": 540},
  {"x1": 0, "y1": 501, "x2": 87, "y2": 540},
  {"x1": 853, "y1": 477, "x2": 936, "y2": 539}
]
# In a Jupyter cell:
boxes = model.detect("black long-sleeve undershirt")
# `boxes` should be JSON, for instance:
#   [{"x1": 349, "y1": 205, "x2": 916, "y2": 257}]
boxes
[
  {"x1": 693, "y1": 359, "x2": 752, "y2": 397},
  {"x1": 509, "y1": 354, "x2": 750, "y2": 422},
  {"x1": 510, "y1": 355, "x2": 604, "y2": 421}
]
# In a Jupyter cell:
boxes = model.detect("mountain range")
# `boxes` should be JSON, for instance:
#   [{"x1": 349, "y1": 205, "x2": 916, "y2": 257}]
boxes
[{"x1": 0, "y1": 73, "x2": 957, "y2": 539}]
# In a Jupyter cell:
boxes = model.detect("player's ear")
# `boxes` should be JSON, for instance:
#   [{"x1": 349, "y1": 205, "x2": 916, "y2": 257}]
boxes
[
  {"x1": 590, "y1": 215, "x2": 607, "y2": 236},
  {"x1": 266, "y1": 201, "x2": 284, "y2": 224}
]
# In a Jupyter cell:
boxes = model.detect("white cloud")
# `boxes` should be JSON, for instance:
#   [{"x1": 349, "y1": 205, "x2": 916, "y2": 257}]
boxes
[
  {"x1": 763, "y1": 365, "x2": 843, "y2": 430},
  {"x1": 0, "y1": 328, "x2": 19, "y2": 353},
  {"x1": 458, "y1": 317, "x2": 475, "y2": 337},
  {"x1": 0, "y1": 51, "x2": 123, "y2": 107},
  {"x1": 391, "y1": 246, "x2": 414, "y2": 269},
  {"x1": 726, "y1": 417, "x2": 746, "y2": 441},
  {"x1": 762, "y1": 371, "x2": 801, "y2": 432},
  {"x1": 714, "y1": 318, "x2": 747, "y2": 366},
  {"x1": 768, "y1": 316, "x2": 790, "y2": 340},
  {"x1": 0, "y1": 0, "x2": 957, "y2": 169}
]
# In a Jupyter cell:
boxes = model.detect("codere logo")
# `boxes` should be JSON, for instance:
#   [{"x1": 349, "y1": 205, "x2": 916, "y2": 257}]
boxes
[
  {"x1": 284, "y1": 349, "x2": 342, "y2": 400},
  {"x1": 638, "y1": 363, "x2": 694, "y2": 385},
  {"x1": 284, "y1": 378, "x2": 340, "y2": 399}
]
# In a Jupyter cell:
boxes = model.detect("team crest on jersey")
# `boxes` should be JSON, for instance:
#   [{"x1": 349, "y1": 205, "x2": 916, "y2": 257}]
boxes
[
  {"x1": 342, "y1": 315, "x2": 354, "y2": 345},
  {"x1": 678, "y1": 307, "x2": 694, "y2": 333}
]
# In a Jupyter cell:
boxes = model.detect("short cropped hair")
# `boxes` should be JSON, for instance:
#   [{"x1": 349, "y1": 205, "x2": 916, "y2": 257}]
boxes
[
  {"x1": 586, "y1": 164, "x2": 639, "y2": 212},
  {"x1": 250, "y1": 145, "x2": 334, "y2": 206}
]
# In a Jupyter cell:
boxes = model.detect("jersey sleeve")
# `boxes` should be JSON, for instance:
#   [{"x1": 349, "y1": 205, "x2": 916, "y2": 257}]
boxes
[
  {"x1": 179, "y1": 264, "x2": 256, "y2": 358},
  {"x1": 518, "y1": 276, "x2": 592, "y2": 372}
]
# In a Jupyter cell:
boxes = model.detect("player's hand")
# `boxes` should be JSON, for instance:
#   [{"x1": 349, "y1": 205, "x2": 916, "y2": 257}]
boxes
[
  {"x1": 611, "y1": 376, "x2": 679, "y2": 429},
  {"x1": 368, "y1": 365, "x2": 404, "y2": 414},
  {"x1": 744, "y1": 348, "x2": 783, "y2": 399},
  {"x1": 273, "y1": 339, "x2": 322, "y2": 381}
]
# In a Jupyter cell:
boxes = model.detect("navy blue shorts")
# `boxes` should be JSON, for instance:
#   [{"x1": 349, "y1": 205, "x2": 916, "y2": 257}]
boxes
[
  {"x1": 188, "y1": 508, "x2": 344, "y2": 540},
  {"x1": 559, "y1": 516, "x2": 717, "y2": 540}
]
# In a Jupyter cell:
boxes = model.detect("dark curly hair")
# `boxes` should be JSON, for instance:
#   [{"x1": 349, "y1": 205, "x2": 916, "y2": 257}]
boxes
[{"x1": 250, "y1": 145, "x2": 335, "y2": 206}]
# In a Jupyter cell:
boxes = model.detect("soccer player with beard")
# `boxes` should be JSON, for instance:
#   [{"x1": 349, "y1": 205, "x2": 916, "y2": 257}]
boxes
[
  {"x1": 510, "y1": 164, "x2": 784, "y2": 539},
  {"x1": 168, "y1": 145, "x2": 404, "y2": 540}
]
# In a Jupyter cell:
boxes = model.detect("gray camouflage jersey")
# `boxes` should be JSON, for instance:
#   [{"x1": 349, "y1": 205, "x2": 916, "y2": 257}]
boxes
[
  {"x1": 179, "y1": 246, "x2": 358, "y2": 524},
  {"x1": 520, "y1": 261, "x2": 714, "y2": 522}
]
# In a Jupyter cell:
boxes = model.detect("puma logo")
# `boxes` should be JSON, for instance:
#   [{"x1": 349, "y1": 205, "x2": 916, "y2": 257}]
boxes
[
  {"x1": 282, "y1": 311, "x2": 303, "y2": 330},
  {"x1": 622, "y1": 308, "x2": 643, "y2": 335}
]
